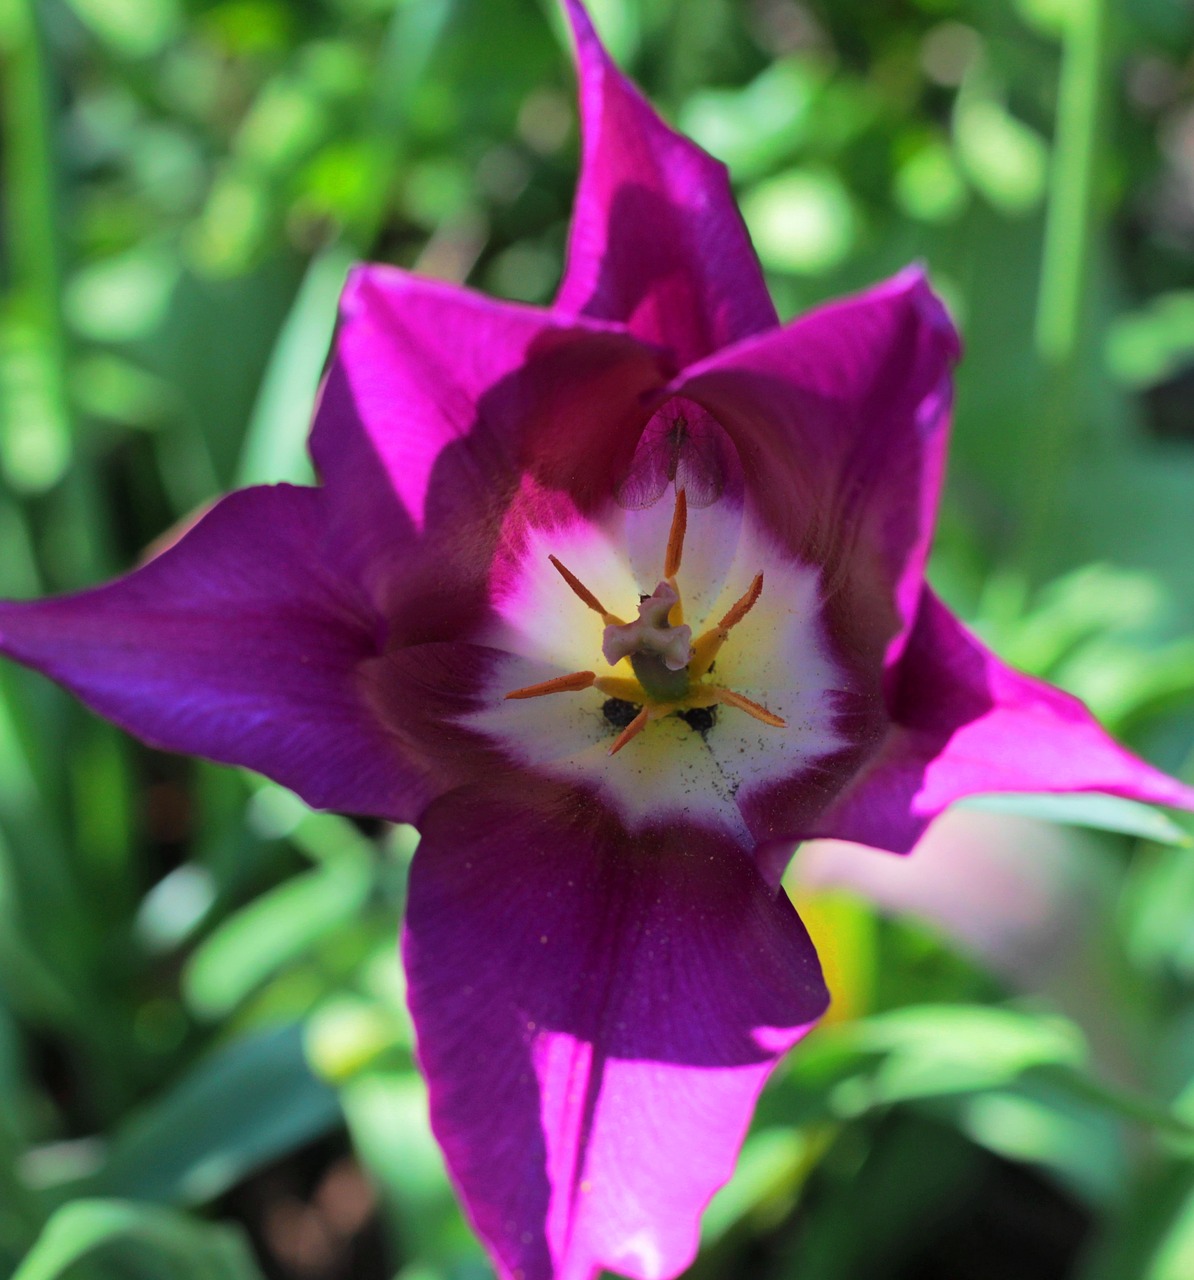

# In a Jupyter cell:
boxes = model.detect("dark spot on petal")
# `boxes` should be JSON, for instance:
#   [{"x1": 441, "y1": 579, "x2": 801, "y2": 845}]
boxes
[
  {"x1": 679, "y1": 706, "x2": 717, "y2": 733},
  {"x1": 603, "y1": 698, "x2": 642, "y2": 728}
]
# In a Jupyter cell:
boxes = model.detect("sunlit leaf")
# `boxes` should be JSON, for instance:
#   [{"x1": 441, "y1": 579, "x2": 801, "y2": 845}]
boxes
[
  {"x1": 741, "y1": 169, "x2": 857, "y2": 275},
  {"x1": 955, "y1": 94, "x2": 1048, "y2": 215},
  {"x1": 183, "y1": 850, "x2": 372, "y2": 1018},
  {"x1": 12, "y1": 1199, "x2": 264, "y2": 1280}
]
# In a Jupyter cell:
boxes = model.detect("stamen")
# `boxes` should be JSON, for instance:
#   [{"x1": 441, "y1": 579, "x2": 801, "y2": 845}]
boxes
[
  {"x1": 712, "y1": 687, "x2": 786, "y2": 727},
  {"x1": 505, "y1": 670, "x2": 596, "y2": 700},
  {"x1": 719, "y1": 572, "x2": 763, "y2": 629},
  {"x1": 607, "y1": 706, "x2": 649, "y2": 755},
  {"x1": 549, "y1": 556, "x2": 622, "y2": 625},
  {"x1": 664, "y1": 488, "x2": 687, "y2": 580},
  {"x1": 522, "y1": 495, "x2": 786, "y2": 758},
  {"x1": 689, "y1": 573, "x2": 765, "y2": 679}
]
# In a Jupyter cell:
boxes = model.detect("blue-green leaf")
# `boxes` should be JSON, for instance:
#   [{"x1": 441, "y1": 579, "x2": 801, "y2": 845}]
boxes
[{"x1": 90, "y1": 1024, "x2": 340, "y2": 1205}]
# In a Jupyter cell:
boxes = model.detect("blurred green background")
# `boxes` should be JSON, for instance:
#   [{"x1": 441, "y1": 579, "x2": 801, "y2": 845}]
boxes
[{"x1": 2, "y1": 0, "x2": 1194, "y2": 1276}]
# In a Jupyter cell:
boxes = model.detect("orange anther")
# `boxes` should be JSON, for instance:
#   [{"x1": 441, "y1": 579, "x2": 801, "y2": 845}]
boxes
[
  {"x1": 713, "y1": 687, "x2": 786, "y2": 727},
  {"x1": 549, "y1": 556, "x2": 624, "y2": 626},
  {"x1": 718, "y1": 572, "x2": 763, "y2": 630},
  {"x1": 688, "y1": 572, "x2": 765, "y2": 678},
  {"x1": 549, "y1": 556, "x2": 604, "y2": 613},
  {"x1": 664, "y1": 488, "x2": 687, "y2": 581},
  {"x1": 607, "y1": 706, "x2": 649, "y2": 755},
  {"x1": 505, "y1": 671, "x2": 596, "y2": 700}
]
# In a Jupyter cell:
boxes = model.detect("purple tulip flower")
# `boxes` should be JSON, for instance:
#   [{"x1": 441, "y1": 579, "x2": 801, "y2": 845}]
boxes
[{"x1": 3, "y1": 3, "x2": 1192, "y2": 1278}]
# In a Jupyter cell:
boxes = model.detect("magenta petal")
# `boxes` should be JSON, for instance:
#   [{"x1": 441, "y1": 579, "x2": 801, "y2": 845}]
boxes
[
  {"x1": 555, "y1": 0, "x2": 777, "y2": 366},
  {"x1": 405, "y1": 790, "x2": 827, "y2": 1280},
  {"x1": 678, "y1": 267, "x2": 959, "y2": 668},
  {"x1": 818, "y1": 589, "x2": 1194, "y2": 853},
  {"x1": 312, "y1": 265, "x2": 667, "y2": 640},
  {"x1": 0, "y1": 485, "x2": 419, "y2": 819}
]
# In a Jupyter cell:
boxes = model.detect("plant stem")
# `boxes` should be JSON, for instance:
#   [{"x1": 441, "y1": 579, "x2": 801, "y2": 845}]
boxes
[
  {"x1": 0, "y1": 0, "x2": 72, "y2": 491},
  {"x1": 1019, "y1": 0, "x2": 1110, "y2": 578}
]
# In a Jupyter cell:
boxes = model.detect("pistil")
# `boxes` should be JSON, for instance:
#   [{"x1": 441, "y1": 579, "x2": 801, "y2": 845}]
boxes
[{"x1": 602, "y1": 581, "x2": 692, "y2": 674}]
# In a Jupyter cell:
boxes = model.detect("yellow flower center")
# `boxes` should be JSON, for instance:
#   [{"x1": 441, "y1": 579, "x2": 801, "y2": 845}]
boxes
[{"x1": 504, "y1": 490, "x2": 786, "y2": 755}]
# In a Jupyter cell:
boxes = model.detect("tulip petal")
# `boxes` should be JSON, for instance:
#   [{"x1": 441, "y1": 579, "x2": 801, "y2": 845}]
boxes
[
  {"x1": 0, "y1": 485, "x2": 420, "y2": 820},
  {"x1": 405, "y1": 788, "x2": 826, "y2": 1280},
  {"x1": 311, "y1": 266, "x2": 667, "y2": 642},
  {"x1": 817, "y1": 589, "x2": 1194, "y2": 853},
  {"x1": 678, "y1": 267, "x2": 960, "y2": 671},
  {"x1": 556, "y1": 0, "x2": 777, "y2": 366}
]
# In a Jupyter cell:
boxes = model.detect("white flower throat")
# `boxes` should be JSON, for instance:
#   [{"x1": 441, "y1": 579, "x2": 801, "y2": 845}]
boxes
[{"x1": 468, "y1": 425, "x2": 850, "y2": 841}]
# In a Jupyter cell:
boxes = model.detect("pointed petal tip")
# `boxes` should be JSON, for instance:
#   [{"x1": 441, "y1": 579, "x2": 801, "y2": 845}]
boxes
[
  {"x1": 559, "y1": 0, "x2": 598, "y2": 48},
  {"x1": 867, "y1": 263, "x2": 962, "y2": 362},
  {"x1": 553, "y1": 0, "x2": 777, "y2": 360},
  {"x1": 819, "y1": 591, "x2": 1194, "y2": 856},
  {"x1": 340, "y1": 258, "x2": 383, "y2": 306},
  {"x1": 0, "y1": 488, "x2": 426, "y2": 823},
  {"x1": 1126, "y1": 772, "x2": 1194, "y2": 816}
]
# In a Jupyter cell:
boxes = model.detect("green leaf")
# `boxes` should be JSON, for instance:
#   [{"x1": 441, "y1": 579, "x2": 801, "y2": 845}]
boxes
[
  {"x1": 90, "y1": 1024, "x2": 341, "y2": 1204},
  {"x1": 830, "y1": 1004, "x2": 1088, "y2": 1113},
  {"x1": 701, "y1": 1127, "x2": 813, "y2": 1244},
  {"x1": 235, "y1": 244, "x2": 352, "y2": 487},
  {"x1": 957, "y1": 1087, "x2": 1126, "y2": 1205},
  {"x1": 183, "y1": 844, "x2": 371, "y2": 1019},
  {"x1": 1106, "y1": 292, "x2": 1194, "y2": 389},
  {"x1": 740, "y1": 169, "x2": 857, "y2": 275},
  {"x1": 1080, "y1": 1162, "x2": 1194, "y2": 1280},
  {"x1": 680, "y1": 59, "x2": 825, "y2": 181},
  {"x1": 954, "y1": 93, "x2": 1048, "y2": 216},
  {"x1": 961, "y1": 792, "x2": 1191, "y2": 846},
  {"x1": 13, "y1": 1199, "x2": 264, "y2": 1280},
  {"x1": 1145, "y1": 1180, "x2": 1194, "y2": 1280},
  {"x1": 337, "y1": 1068, "x2": 487, "y2": 1268}
]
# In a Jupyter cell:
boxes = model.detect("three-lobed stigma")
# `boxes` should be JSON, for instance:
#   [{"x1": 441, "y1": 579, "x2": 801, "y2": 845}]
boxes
[{"x1": 504, "y1": 489, "x2": 785, "y2": 755}]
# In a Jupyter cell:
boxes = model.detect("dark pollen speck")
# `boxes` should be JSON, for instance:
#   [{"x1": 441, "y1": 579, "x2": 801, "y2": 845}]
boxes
[
  {"x1": 603, "y1": 698, "x2": 642, "y2": 729},
  {"x1": 678, "y1": 706, "x2": 717, "y2": 733}
]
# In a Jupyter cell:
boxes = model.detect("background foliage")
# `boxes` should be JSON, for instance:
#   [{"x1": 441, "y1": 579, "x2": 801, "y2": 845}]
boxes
[{"x1": 2, "y1": 0, "x2": 1194, "y2": 1276}]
